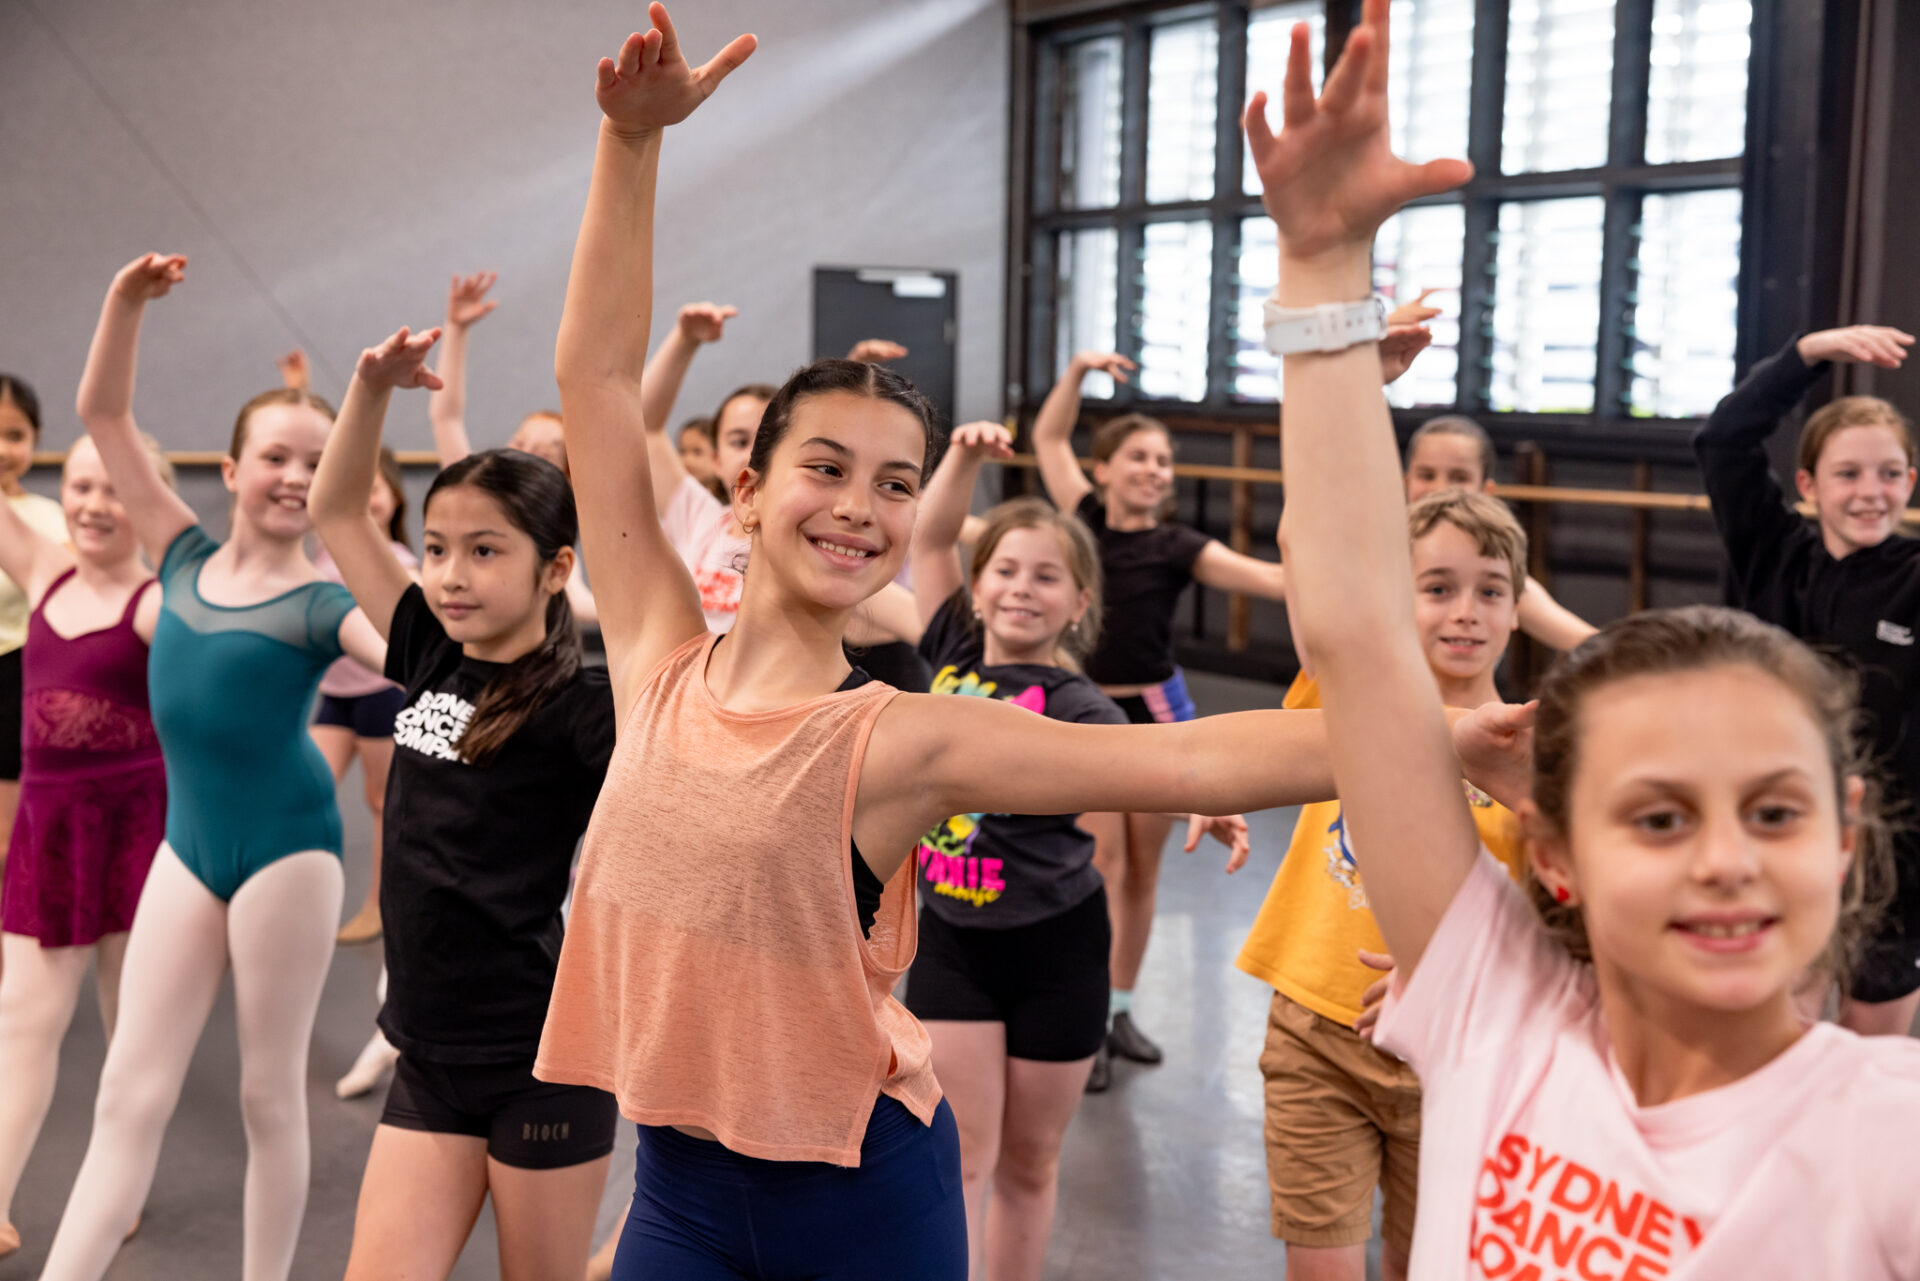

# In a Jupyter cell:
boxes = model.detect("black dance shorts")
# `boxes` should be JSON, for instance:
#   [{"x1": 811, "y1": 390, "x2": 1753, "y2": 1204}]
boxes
[
  {"x1": 381, "y1": 1054, "x2": 618, "y2": 1170},
  {"x1": 905, "y1": 887, "x2": 1110, "y2": 1061},
  {"x1": 313, "y1": 685, "x2": 407, "y2": 739}
]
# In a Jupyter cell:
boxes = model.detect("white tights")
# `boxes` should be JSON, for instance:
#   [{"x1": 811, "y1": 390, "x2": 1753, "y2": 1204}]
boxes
[
  {"x1": 38, "y1": 843, "x2": 342, "y2": 1281},
  {"x1": 0, "y1": 930, "x2": 127, "y2": 1227}
]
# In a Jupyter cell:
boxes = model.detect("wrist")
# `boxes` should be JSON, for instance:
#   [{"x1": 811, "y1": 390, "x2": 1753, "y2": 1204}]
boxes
[
  {"x1": 603, "y1": 120, "x2": 663, "y2": 147},
  {"x1": 1275, "y1": 249, "x2": 1373, "y2": 308}
]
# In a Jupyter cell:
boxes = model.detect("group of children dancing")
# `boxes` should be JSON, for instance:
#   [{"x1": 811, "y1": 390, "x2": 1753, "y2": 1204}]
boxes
[{"x1": 0, "y1": 3, "x2": 1917, "y2": 1278}]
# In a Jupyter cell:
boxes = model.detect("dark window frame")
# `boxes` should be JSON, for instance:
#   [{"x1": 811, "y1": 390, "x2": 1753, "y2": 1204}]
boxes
[{"x1": 1007, "y1": 0, "x2": 1768, "y2": 465}]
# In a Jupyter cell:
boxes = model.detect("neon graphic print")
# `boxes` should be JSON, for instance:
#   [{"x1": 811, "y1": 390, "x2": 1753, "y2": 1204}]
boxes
[
  {"x1": 1325, "y1": 780, "x2": 1501, "y2": 912},
  {"x1": 918, "y1": 666, "x2": 1047, "y2": 908}
]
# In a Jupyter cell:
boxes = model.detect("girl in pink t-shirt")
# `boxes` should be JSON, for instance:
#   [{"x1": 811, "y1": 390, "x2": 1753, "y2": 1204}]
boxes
[{"x1": 1262, "y1": 5, "x2": 1920, "y2": 1279}]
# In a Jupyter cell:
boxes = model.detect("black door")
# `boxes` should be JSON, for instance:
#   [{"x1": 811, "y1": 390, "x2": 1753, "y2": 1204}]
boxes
[{"x1": 813, "y1": 266, "x2": 958, "y2": 427}]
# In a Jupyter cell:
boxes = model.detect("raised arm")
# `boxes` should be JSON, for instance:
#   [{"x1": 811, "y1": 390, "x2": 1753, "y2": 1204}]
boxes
[
  {"x1": 1249, "y1": 0, "x2": 1477, "y2": 975},
  {"x1": 1032, "y1": 353, "x2": 1131, "y2": 512},
  {"x1": 909, "y1": 420, "x2": 1012, "y2": 628},
  {"x1": 553, "y1": 6, "x2": 754, "y2": 713},
  {"x1": 312, "y1": 327, "x2": 443, "y2": 639},
  {"x1": 75, "y1": 254, "x2": 200, "y2": 564},
  {"x1": 428, "y1": 270, "x2": 498, "y2": 466},
  {"x1": 638, "y1": 301, "x2": 737, "y2": 512}
]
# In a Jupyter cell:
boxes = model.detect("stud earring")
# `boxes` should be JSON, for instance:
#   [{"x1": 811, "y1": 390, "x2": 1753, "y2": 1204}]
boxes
[{"x1": 1552, "y1": 885, "x2": 1571, "y2": 904}]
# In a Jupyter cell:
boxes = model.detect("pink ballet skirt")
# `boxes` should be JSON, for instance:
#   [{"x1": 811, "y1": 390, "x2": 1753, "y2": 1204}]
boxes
[{"x1": 0, "y1": 573, "x2": 166, "y2": 947}]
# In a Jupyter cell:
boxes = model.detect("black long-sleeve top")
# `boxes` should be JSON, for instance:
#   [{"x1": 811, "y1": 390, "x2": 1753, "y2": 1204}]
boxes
[{"x1": 1693, "y1": 335, "x2": 1920, "y2": 815}]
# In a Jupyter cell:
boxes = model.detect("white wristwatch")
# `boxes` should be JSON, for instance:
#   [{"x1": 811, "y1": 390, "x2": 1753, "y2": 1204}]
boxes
[{"x1": 1262, "y1": 296, "x2": 1387, "y2": 356}]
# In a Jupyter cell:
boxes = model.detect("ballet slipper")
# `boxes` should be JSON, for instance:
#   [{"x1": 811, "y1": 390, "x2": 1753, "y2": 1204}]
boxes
[
  {"x1": 335, "y1": 902, "x2": 383, "y2": 945},
  {"x1": 0, "y1": 1222, "x2": 20, "y2": 1259},
  {"x1": 335, "y1": 1029, "x2": 400, "y2": 1099}
]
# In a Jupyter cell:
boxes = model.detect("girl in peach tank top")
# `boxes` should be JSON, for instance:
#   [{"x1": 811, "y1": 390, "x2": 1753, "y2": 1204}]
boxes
[{"x1": 535, "y1": 12, "x2": 1362, "y2": 1277}]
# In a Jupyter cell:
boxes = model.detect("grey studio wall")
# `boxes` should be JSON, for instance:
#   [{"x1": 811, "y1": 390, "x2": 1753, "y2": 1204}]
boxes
[{"x1": 1, "y1": 0, "x2": 1009, "y2": 531}]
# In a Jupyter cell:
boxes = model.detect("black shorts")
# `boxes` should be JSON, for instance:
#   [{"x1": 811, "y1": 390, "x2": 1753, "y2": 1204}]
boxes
[
  {"x1": 1850, "y1": 847, "x2": 1920, "y2": 1003},
  {"x1": 313, "y1": 686, "x2": 407, "y2": 739},
  {"x1": 0, "y1": 647, "x2": 21, "y2": 781},
  {"x1": 380, "y1": 1054, "x2": 618, "y2": 1169},
  {"x1": 905, "y1": 888, "x2": 1110, "y2": 1061}
]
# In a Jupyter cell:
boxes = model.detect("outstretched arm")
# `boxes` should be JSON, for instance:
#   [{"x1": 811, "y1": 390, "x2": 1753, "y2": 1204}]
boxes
[
  {"x1": 1516, "y1": 576, "x2": 1596, "y2": 651},
  {"x1": 1251, "y1": 0, "x2": 1477, "y2": 976},
  {"x1": 638, "y1": 301, "x2": 736, "y2": 512},
  {"x1": 1193, "y1": 540, "x2": 1287, "y2": 600},
  {"x1": 1032, "y1": 353, "x2": 1131, "y2": 512},
  {"x1": 75, "y1": 254, "x2": 200, "y2": 564},
  {"x1": 428, "y1": 270, "x2": 498, "y2": 466},
  {"x1": 553, "y1": 6, "x2": 754, "y2": 714},
  {"x1": 312, "y1": 327, "x2": 444, "y2": 639},
  {"x1": 909, "y1": 420, "x2": 1013, "y2": 629}
]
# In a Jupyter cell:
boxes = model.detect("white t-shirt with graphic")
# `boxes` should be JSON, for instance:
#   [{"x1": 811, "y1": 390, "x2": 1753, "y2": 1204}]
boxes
[
  {"x1": 660, "y1": 475, "x2": 748, "y2": 634},
  {"x1": 1376, "y1": 852, "x2": 1920, "y2": 1280}
]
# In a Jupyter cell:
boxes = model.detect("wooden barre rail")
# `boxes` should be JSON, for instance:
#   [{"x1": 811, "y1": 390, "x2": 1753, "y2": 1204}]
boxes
[
  {"x1": 32, "y1": 450, "x2": 445, "y2": 468},
  {"x1": 994, "y1": 454, "x2": 1920, "y2": 522}
]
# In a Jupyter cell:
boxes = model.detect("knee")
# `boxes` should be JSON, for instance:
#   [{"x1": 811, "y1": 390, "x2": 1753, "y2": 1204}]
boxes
[
  {"x1": 93, "y1": 1059, "x2": 175, "y2": 1136},
  {"x1": 954, "y1": 1128, "x2": 999, "y2": 1191},
  {"x1": 0, "y1": 980, "x2": 67, "y2": 1042},
  {"x1": 994, "y1": 1133, "x2": 1063, "y2": 1197},
  {"x1": 239, "y1": 1073, "x2": 304, "y2": 1139}
]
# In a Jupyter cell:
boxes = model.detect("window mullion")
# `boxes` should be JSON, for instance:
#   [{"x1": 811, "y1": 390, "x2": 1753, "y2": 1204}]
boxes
[
  {"x1": 1455, "y1": 0, "x2": 1509, "y2": 412},
  {"x1": 1594, "y1": 0, "x2": 1653, "y2": 421},
  {"x1": 1212, "y1": 3, "x2": 1251, "y2": 405}
]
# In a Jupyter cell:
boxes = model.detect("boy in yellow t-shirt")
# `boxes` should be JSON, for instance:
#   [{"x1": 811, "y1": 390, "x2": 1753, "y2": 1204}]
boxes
[{"x1": 1238, "y1": 490, "x2": 1533, "y2": 1281}]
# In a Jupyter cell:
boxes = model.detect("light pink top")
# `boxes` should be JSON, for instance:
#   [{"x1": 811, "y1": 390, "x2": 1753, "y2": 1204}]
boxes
[
  {"x1": 659, "y1": 475, "x2": 748, "y2": 634},
  {"x1": 314, "y1": 543, "x2": 417, "y2": 698},
  {"x1": 1375, "y1": 853, "x2": 1920, "y2": 1280}
]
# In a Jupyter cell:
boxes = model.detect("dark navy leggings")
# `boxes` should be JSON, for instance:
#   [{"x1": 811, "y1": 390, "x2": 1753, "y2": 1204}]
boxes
[{"x1": 611, "y1": 1096, "x2": 968, "y2": 1280}]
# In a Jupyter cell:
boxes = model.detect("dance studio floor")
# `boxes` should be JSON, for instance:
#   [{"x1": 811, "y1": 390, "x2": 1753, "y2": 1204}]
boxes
[{"x1": 6, "y1": 669, "x2": 1367, "y2": 1280}]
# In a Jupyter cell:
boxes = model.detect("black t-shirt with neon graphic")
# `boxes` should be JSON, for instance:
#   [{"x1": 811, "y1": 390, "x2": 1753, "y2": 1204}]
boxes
[{"x1": 915, "y1": 594, "x2": 1127, "y2": 929}]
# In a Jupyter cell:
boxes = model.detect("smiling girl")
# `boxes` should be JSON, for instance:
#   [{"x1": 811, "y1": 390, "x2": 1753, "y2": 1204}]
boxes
[
  {"x1": 521, "y1": 12, "x2": 1417, "y2": 1276},
  {"x1": 0, "y1": 433, "x2": 172, "y2": 1261},
  {"x1": 311, "y1": 325, "x2": 618, "y2": 1281},
  {"x1": 1694, "y1": 323, "x2": 1920, "y2": 1034},
  {"x1": 1263, "y1": 3, "x2": 1920, "y2": 1274},
  {"x1": 41, "y1": 252, "x2": 387, "y2": 1281}
]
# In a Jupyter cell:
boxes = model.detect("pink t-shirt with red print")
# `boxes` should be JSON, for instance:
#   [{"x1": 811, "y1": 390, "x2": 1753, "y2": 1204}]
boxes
[
  {"x1": 1376, "y1": 852, "x2": 1920, "y2": 1281},
  {"x1": 659, "y1": 476, "x2": 748, "y2": 634}
]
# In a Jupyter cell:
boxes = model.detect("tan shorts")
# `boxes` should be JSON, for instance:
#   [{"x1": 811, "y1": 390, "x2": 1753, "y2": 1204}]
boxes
[{"x1": 1258, "y1": 989, "x2": 1421, "y2": 1253}]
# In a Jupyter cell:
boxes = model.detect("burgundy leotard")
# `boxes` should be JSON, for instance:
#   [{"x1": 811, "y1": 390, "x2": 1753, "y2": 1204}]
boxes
[{"x1": 0, "y1": 570, "x2": 166, "y2": 946}]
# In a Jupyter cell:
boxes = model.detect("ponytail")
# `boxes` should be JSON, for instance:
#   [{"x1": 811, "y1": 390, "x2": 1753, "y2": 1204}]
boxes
[{"x1": 454, "y1": 588, "x2": 581, "y2": 768}]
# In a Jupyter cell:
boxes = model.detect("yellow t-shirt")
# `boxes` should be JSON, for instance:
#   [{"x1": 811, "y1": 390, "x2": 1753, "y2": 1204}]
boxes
[
  {"x1": 1238, "y1": 671, "x2": 1528, "y2": 1026},
  {"x1": 0, "y1": 492, "x2": 68, "y2": 655}
]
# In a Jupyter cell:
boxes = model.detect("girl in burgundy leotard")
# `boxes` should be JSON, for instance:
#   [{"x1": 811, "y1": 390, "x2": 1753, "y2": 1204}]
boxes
[{"x1": 0, "y1": 433, "x2": 171, "y2": 1260}]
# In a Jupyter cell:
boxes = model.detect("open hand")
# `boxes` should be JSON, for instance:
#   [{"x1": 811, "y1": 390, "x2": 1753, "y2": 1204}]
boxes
[
  {"x1": 596, "y1": 4, "x2": 756, "y2": 138},
  {"x1": 356, "y1": 327, "x2": 445, "y2": 393},
  {"x1": 679, "y1": 302, "x2": 738, "y2": 344},
  {"x1": 847, "y1": 339, "x2": 909, "y2": 364},
  {"x1": 1186, "y1": 813, "x2": 1253, "y2": 873},
  {"x1": 277, "y1": 349, "x2": 311, "y2": 392},
  {"x1": 1386, "y1": 288, "x2": 1444, "y2": 327},
  {"x1": 1797, "y1": 326, "x2": 1913, "y2": 370},
  {"x1": 1244, "y1": 0, "x2": 1471, "y2": 266},
  {"x1": 1073, "y1": 352, "x2": 1135, "y2": 385},
  {"x1": 949, "y1": 420, "x2": 1014, "y2": 459},
  {"x1": 447, "y1": 272, "x2": 499, "y2": 329},
  {"x1": 113, "y1": 253, "x2": 187, "y2": 304},
  {"x1": 1378, "y1": 324, "x2": 1432, "y2": 384},
  {"x1": 1452, "y1": 699, "x2": 1537, "y2": 813},
  {"x1": 1353, "y1": 949, "x2": 1395, "y2": 1041}
]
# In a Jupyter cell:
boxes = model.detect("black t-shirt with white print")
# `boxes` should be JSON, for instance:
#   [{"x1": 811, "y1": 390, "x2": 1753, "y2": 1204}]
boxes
[
  {"x1": 914, "y1": 594, "x2": 1127, "y2": 930},
  {"x1": 378, "y1": 585, "x2": 617, "y2": 1063}
]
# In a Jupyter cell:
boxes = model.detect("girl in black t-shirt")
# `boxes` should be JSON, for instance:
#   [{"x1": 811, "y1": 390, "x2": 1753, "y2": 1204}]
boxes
[
  {"x1": 1033, "y1": 355, "x2": 1284, "y2": 1072},
  {"x1": 310, "y1": 327, "x2": 618, "y2": 1281},
  {"x1": 906, "y1": 420, "x2": 1248, "y2": 1276}
]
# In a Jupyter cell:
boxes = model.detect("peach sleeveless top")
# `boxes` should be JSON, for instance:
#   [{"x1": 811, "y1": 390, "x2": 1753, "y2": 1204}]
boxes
[{"x1": 534, "y1": 633, "x2": 941, "y2": 1167}]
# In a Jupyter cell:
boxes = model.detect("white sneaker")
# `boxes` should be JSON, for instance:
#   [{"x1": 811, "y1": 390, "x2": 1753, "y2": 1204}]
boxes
[{"x1": 335, "y1": 1029, "x2": 401, "y2": 1099}]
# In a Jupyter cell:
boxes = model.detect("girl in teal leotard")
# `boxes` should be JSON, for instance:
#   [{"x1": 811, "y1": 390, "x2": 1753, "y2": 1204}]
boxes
[{"x1": 39, "y1": 253, "x2": 388, "y2": 1281}]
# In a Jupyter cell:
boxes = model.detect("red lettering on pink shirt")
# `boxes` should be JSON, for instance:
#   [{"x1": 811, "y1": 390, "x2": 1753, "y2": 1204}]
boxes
[
  {"x1": 1635, "y1": 1201, "x2": 1672, "y2": 1254},
  {"x1": 1620, "y1": 1254, "x2": 1669, "y2": 1280},
  {"x1": 1575, "y1": 1233, "x2": 1623, "y2": 1281},
  {"x1": 1527, "y1": 1147, "x2": 1563, "y2": 1194},
  {"x1": 1596, "y1": 1183, "x2": 1645, "y2": 1238},
  {"x1": 1550, "y1": 1163, "x2": 1602, "y2": 1215},
  {"x1": 1495, "y1": 1134, "x2": 1529, "y2": 1180},
  {"x1": 1531, "y1": 1210, "x2": 1583, "y2": 1268}
]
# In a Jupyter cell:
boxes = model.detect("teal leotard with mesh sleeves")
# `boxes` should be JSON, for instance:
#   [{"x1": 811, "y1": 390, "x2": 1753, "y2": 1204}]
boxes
[{"x1": 148, "y1": 526, "x2": 357, "y2": 901}]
